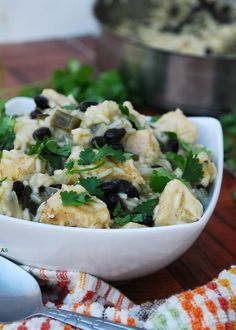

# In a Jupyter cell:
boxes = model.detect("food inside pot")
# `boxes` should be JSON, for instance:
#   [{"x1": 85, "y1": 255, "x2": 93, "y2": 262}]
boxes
[{"x1": 113, "y1": 0, "x2": 236, "y2": 56}]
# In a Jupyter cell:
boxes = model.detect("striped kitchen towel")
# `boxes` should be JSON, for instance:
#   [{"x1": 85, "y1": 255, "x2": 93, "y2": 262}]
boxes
[{"x1": 1, "y1": 266, "x2": 236, "y2": 329}]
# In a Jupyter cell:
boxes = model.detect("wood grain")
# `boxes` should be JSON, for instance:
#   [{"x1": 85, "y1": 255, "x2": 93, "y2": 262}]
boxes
[{"x1": 0, "y1": 36, "x2": 235, "y2": 304}]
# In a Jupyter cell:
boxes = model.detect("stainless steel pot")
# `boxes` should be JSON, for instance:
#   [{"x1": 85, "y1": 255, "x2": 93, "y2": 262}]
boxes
[{"x1": 94, "y1": 0, "x2": 236, "y2": 116}]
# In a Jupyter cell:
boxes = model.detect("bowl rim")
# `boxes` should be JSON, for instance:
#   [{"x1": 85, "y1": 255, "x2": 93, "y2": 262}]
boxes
[
  {"x1": 0, "y1": 117, "x2": 223, "y2": 234},
  {"x1": 94, "y1": 0, "x2": 236, "y2": 63}
]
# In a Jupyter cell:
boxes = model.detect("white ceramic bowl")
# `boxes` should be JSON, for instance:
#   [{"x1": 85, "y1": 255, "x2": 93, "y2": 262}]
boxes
[{"x1": 0, "y1": 117, "x2": 223, "y2": 281}]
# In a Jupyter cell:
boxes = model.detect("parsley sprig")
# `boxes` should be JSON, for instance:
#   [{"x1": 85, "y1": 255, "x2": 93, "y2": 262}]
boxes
[
  {"x1": 65, "y1": 144, "x2": 133, "y2": 174},
  {"x1": 28, "y1": 138, "x2": 72, "y2": 171},
  {"x1": 60, "y1": 191, "x2": 92, "y2": 206}
]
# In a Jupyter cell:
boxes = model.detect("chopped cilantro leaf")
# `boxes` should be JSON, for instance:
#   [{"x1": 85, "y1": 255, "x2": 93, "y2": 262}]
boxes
[
  {"x1": 78, "y1": 148, "x2": 97, "y2": 166},
  {"x1": 113, "y1": 202, "x2": 123, "y2": 218},
  {"x1": 164, "y1": 131, "x2": 178, "y2": 140},
  {"x1": 78, "y1": 177, "x2": 104, "y2": 199},
  {"x1": 45, "y1": 140, "x2": 72, "y2": 157},
  {"x1": 114, "y1": 213, "x2": 143, "y2": 226},
  {"x1": 180, "y1": 140, "x2": 211, "y2": 156},
  {"x1": 113, "y1": 199, "x2": 157, "y2": 227},
  {"x1": 65, "y1": 159, "x2": 74, "y2": 171},
  {"x1": 95, "y1": 144, "x2": 133, "y2": 162},
  {"x1": 0, "y1": 116, "x2": 15, "y2": 151},
  {"x1": 28, "y1": 139, "x2": 42, "y2": 155},
  {"x1": 182, "y1": 152, "x2": 203, "y2": 184},
  {"x1": 77, "y1": 145, "x2": 132, "y2": 168},
  {"x1": 119, "y1": 104, "x2": 144, "y2": 130},
  {"x1": 166, "y1": 152, "x2": 185, "y2": 171},
  {"x1": 149, "y1": 169, "x2": 177, "y2": 193},
  {"x1": 133, "y1": 199, "x2": 157, "y2": 216},
  {"x1": 60, "y1": 191, "x2": 92, "y2": 206},
  {"x1": 150, "y1": 115, "x2": 160, "y2": 123},
  {"x1": 0, "y1": 177, "x2": 7, "y2": 185},
  {"x1": 28, "y1": 138, "x2": 72, "y2": 170}
]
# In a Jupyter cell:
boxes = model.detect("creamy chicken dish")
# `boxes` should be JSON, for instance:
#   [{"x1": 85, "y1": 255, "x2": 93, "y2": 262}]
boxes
[
  {"x1": 0, "y1": 90, "x2": 217, "y2": 228},
  {"x1": 116, "y1": 0, "x2": 236, "y2": 56}
]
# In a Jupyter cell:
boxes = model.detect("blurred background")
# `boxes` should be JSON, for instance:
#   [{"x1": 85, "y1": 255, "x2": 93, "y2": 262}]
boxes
[{"x1": 0, "y1": 0, "x2": 98, "y2": 44}]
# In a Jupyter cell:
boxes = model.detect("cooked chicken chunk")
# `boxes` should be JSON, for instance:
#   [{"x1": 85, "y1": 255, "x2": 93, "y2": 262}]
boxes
[
  {"x1": 0, "y1": 180, "x2": 23, "y2": 218},
  {"x1": 154, "y1": 179, "x2": 203, "y2": 226},
  {"x1": 42, "y1": 89, "x2": 77, "y2": 108},
  {"x1": 0, "y1": 150, "x2": 43, "y2": 180},
  {"x1": 81, "y1": 101, "x2": 121, "y2": 127},
  {"x1": 123, "y1": 101, "x2": 148, "y2": 129},
  {"x1": 71, "y1": 127, "x2": 92, "y2": 147},
  {"x1": 197, "y1": 151, "x2": 217, "y2": 187},
  {"x1": 123, "y1": 129, "x2": 160, "y2": 165},
  {"x1": 40, "y1": 184, "x2": 110, "y2": 228},
  {"x1": 153, "y1": 109, "x2": 198, "y2": 144},
  {"x1": 14, "y1": 117, "x2": 40, "y2": 151}
]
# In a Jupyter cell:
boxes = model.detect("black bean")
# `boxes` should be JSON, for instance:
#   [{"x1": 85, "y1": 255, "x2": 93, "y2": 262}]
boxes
[
  {"x1": 151, "y1": 164, "x2": 161, "y2": 169},
  {"x1": 117, "y1": 180, "x2": 139, "y2": 198},
  {"x1": 91, "y1": 136, "x2": 106, "y2": 148},
  {"x1": 205, "y1": 47, "x2": 213, "y2": 55},
  {"x1": 217, "y1": 5, "x2": 232, "y2": 23},
  {"x1": 110, "y1": 143, "x2": 124, "y2": 151},
  {"x1": 50, "y1": 184, "x2": 62, "y2": 190},
  {"x1": 12, "y1": 181, "x2": 25, "y2": 201},
  {"x1": 104, "y1": 128, "x2": 126, "y2": 144},
  {"x1": 34, "y1": 95, "x2": 49, "y2": 110},
  {"x1": 38, "y1": 186, "x2": 46, "y2": 194},
  {"x1": 169, "y1": 4, "x2": 180, "y2": 17},
  {"x1": 79, "y1": 101, "x2": 98, "y2": 112},
  {"x1": 104, "y1": 193, "x2": 121, "y2": 212},
  {"x1": 161, "y1": 139, "x2": 179, "y2": 153},
  {"x1": 21, "y1": 186, "x2": 39, "y2": 215},
  {"x1": 142, "y1": 215, "x2": 154, "y2": 227},
  {"x1": 33, "y1": 127, "x2": 52, "y2": 141},
  {"x1": 100, "y1": 181, "x2": 119, "y2": 194},
  {"x1": 30, "y1": 109, "x2": 42, "y2": 119}
]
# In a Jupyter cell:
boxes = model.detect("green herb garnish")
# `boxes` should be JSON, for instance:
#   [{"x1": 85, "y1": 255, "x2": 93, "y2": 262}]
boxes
[
  {"x1": 164, "y1": 131, "x2": 178, "y2": 140},
  {"x1": 0, "y1": 116, "x2": 15, "y2": 151},
  {"x1": 133, "y1": 199, "x2": 157, "y2": 217},
  {"x1": 181, "y1": 152, "x2": 203, "y2": 184},
  {"x1": 65, "y1": 145, "x2": 132, "y2": 175},
  {"x1": 114, "y1": 213, "x2": 143, "y2": 226},
  {"x1": 113, "y1": 198, "x2": 157, "y2": 227},
  {"x1": 60, "y1": 191, "x2": 92, "y2": 206},
  {"x1": 0, "y1": 177, "x2": 7, "y2": 185},
  {"x1": 179, "y1": 140, "x2": 211, "y2": 156},
  {"x1": 28, "y1": 138, "x2": 72, "y2": 170},
  {"x1": 149, "y1": 168, "x2": 177, "y2": 193},
  {"x1": 78, "y1": 177, "x2": 104, "y2": 199},
  {"x1": 150, "y1": 115, "x2": 161, "y2": 123},
  {"x1": 150, "y1": 152, "x2": 203, "y2": 193},
  {"x1": 166, "y1": 152, "x2": 185, "y2": 171}
]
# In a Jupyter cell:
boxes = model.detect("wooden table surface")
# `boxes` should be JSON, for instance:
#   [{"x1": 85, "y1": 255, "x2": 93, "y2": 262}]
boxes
[{"x1": 1, "y1": 36, "x2": 236, "y2": 305}]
